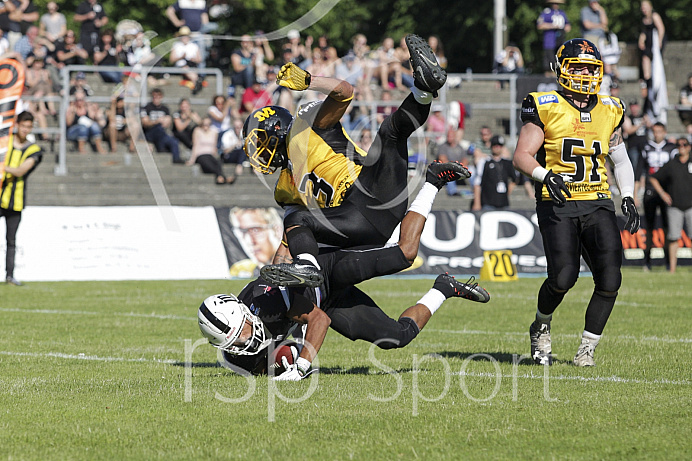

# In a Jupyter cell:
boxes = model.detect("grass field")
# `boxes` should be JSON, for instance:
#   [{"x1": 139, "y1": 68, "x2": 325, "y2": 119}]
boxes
[{"x1": 1, "y1": 268, "x2": 690, "y2": 460}]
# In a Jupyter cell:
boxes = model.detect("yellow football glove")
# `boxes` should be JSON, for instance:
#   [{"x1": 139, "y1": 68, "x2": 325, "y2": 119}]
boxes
[{"x1": 276, "y1": 62, "x2": 312, "y2": 91}]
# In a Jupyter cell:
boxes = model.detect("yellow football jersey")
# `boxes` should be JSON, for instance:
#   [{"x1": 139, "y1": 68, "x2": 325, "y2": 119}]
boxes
[
  {"x1": 274, "y1": 101, "x2": 367, "y2": 208},
  {"x1": 521, "y1": 91, "x2": 625, "y2": 201}
]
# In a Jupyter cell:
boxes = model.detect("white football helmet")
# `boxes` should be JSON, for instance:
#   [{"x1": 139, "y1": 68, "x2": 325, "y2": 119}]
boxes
[{"x1": 197, "y1": 294, "x2": 269, "y2": 355}]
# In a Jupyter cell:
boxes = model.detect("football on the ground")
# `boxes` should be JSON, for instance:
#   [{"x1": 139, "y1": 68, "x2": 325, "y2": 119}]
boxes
[{"x1": 269, "y1": 341, "x2": 300, "y2": 375}]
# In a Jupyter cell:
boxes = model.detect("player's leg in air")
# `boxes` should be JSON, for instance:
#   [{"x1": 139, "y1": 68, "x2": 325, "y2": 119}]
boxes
[{"x1": 262, "y1": 34, "x2": 469, "y2": 288}]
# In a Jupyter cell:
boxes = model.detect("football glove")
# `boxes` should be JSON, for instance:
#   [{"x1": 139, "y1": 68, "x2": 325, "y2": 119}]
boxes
[
  {"x1": 276, "y1": 63, "x2": 311, "y2": 91},
  {"x1": 273, "y1": 356, "x2": 311, "y2": 381},
  {"x1": 544, "y1": 170, "x2": 572, "y2": 204},
  {"x1": 621, "y1": 196, "x2": 640, "y2": 234}
]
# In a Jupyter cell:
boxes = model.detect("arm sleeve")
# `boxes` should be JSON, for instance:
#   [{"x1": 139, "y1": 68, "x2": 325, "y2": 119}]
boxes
[
  {"x1": 610, "y1": 143, "x2": 635, "y2": 198},
  {"x1": 520, "y1": 94, "x2": 544, "y2": 129}
]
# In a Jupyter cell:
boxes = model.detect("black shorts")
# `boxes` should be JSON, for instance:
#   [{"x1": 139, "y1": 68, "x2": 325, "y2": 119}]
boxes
[{"x1": 538, "y1": 201, "x2": 623, "y2": 292}]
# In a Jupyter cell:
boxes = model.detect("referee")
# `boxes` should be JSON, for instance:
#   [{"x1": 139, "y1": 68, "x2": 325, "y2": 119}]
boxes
[{"x1": 1, "y1": 112, "x2": 43, "y2": 286}]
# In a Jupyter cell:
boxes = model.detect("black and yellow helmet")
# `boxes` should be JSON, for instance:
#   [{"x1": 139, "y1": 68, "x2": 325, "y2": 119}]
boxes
[
  {"x1": 554, "y1": 38, "x2": 603, "y2": 95},
  {"x1": 243, "y1": 106, "x2": 293, "y2": 174}
]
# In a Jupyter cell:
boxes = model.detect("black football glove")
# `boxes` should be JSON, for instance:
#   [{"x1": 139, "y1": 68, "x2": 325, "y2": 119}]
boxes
[
  {"x1": 544, "y1": 170, "x2": 572, "y2": 204},
  {"x1": 621, "y1": 196, "x2": 640, "y2": 234}
]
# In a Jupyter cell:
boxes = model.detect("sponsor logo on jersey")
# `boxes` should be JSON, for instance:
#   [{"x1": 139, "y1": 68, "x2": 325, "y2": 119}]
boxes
[
  {"x1": 597, "y1": 192, "x2": 609, "y2": 199},
  {"x1": 601, "y1": 97, "x2": 612, "y2": 105},
  {"x1": 580, "y1": 112, "x2": 591, "y2": 123},
  {"x1": 297, "y1": 100, "x2": 320, "y2": 116},
  {"x1": 538, "y1": 94, "x2": 558, "y2": 105}
]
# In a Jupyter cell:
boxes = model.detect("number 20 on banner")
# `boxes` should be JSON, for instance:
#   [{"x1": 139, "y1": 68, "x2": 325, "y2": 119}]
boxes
[{"x1": 480, "y1": 250, "x2": 517, "y2": 282}]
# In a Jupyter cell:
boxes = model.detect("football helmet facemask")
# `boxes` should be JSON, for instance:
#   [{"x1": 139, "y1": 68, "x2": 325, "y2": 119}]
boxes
[
  {"x1": 243, "y1": 106, "x2": 293, "y2": 174},
  {"x1": 553, "y1": 38, "x2": 603, "y2": 95},
  {"x1": 197, "y1": 294, "x2": 269, "y2": 355}
]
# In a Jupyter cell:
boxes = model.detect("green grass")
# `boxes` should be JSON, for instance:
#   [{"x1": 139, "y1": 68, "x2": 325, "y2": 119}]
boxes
[{"x1": 1, "y1": 269, "x2": 690, "y2": 460}]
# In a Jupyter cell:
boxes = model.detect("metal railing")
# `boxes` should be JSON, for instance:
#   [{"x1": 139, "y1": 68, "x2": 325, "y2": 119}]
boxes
[{"x1": 55, "y1": 65, "x2": 224, "y2": 176}]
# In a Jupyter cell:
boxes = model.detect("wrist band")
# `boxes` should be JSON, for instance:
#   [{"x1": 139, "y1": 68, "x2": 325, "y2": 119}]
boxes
[
  {"x1": 531, "y1": 166, "x2": 549, "y2": 183},
  {"x1": 296, "y1": 357, "x2": 311, "y2": 376}
]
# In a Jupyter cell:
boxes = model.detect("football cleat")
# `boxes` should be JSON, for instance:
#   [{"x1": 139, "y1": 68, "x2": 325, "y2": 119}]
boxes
[
  {"x1": 406, "y1": 34, "x2": 447, "y2": 97},
  {"x1": 529, "y1": 321, "x2": 553, "y2": 365},
  {"x1": 426, "y1": 161, "x2": 471, "y2": 189},
  {"x1": 433, "y1": 273, "x2": 490, "y2": 303},
  {"x1": 573, "y1": 337, "x2": 598, "y2": 367},
  {"x1": 5, "y1": 276, "x2": 23, "y2": 286},
  {"x1": 260, "y1": 261, "x2": 324, "y2": 288}
]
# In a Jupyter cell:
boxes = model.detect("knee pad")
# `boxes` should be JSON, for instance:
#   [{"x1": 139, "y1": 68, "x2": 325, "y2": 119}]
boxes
[
  {"x1": 553, "y1": 266, "x2": 579, "y2": 292},
  {"x1": 377, "y1": 317, "x2": 420, "y2": 350}
]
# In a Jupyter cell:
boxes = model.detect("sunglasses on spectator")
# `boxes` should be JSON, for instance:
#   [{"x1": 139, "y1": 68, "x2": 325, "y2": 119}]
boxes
[{"x1": 676, "y1": 142, "x2": 690, "y2": 147}]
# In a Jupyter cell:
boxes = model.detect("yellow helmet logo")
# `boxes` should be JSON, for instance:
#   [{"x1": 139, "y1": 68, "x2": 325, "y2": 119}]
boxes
[{"x1": 253, "y1": 107, "x2": 276, "y2": 122}]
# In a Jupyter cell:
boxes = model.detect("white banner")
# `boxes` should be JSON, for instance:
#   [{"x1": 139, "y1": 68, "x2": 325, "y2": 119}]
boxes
[{"x1": 1, "y1": 207, "x2": 230, "y2": 281}]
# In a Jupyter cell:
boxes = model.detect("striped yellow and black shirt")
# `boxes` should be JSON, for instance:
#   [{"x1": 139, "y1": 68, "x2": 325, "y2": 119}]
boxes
[{"x1": 1, "y1": 137, "x2": 43, "y2": 211}]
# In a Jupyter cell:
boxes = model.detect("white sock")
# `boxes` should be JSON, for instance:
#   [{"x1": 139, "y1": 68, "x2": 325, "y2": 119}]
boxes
[
  {"x1": 417, "y1": 288, "x2": 446, "y2": 315},
  {"x1": 297, "y1": 253, "x2": 320, "y2": 270},
  {"x1": 582, "y1": 331, "x2": 601, "y2": 343},
  {"x1": 536, "y1": 309, "x2": 552, "y2": 324},
  {"x1": 411, "y1": 86, "x2": 433, "y2": 105},
  {"x1": 407, "y1": 182, "x2": 438, "y2": 219}
]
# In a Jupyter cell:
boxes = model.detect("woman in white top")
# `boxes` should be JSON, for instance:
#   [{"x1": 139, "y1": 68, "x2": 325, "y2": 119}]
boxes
[
  {"x1": 187, "y1": 117, "x2": 233, "y2": 184},
  {"x1": 207, "y1": 95, "x2": 238, "y2": 133}
]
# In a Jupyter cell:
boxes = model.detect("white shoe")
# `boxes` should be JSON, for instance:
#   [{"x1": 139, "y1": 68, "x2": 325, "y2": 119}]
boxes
[
  {"x1": 573, "y1": 337, "x2": 598, "y2": 367},
  {"x1": 529, "y1": 321, "x2": 552, "y2": 365}
]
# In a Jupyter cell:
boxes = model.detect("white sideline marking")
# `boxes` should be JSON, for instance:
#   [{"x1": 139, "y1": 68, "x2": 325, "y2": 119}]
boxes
[
  {"x1": 0, "y1": 307, "x2": 191, "y2": 321},
  {"x1": 456, "y1": 371, "x2": 690, "y2": 386},
  {"x1": 427, "y1": 329, "x2": 692, "y2": 344},
  {"x1": 0, "y1": 350, "x2": 178, "y2": 364}
]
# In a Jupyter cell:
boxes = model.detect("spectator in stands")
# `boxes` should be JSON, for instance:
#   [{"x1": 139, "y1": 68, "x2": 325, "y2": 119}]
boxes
[
  {"x1": 394, "y1": 36, "x2": 415, "y2": 89},
  {"x1": 0, "y1": 0, "x2": 38, "y2": 51},
  {"x1": 66, "y1": 90, "x2": 106, "y2": 154},
  {"x1": 493, "y1": 44, "x2": 525, "y2": 82},
  {"x1": 447, "y1": 100, "x2": 467, "y2": 143},
  {"x1": 251, "y1": 33, "x2": 274, "y2": 84},
  {"x1": 166, "y1": 0, "x2": 215, "y2": 68},
  {"x1": 285, "y1": 28, "x2": 312, "y2": 69},
  {"x1": 678, "y1": 73, "x2": 692, "y2": 136},
  {"x1": 376, "y1": 89, "x2": 396, "y2": 125},
  {"x1": 427, "y1": 35, "x2": 447, "y2": 69},
  {"x1": 230, "y1": 35, "x2": 257, "y2": 93},
  {"x1": 580, "y1": 0, "x2": 609, "y2": 45},
  {"x1": 436, "y1": 128, "x2": 468, "y2": 197},
  {"x1": 69, "y1": 72, "x2": 94, "y2": 97},
  {"x1": 241, "y1": 79, "x2": 272, "y2": 116},
  {"x1": 220, "y1": 117, "x2": 246, "y2": 180},
  {"x1": 104, "y1": 95, "x2": 134, "y2": 154},
  {"x1": 472, "y1": 135, "x2": 518, "y2": 211},
  {"x1": 141, "y1": 88, "x2": 183, "y2": 164},
  {"x1": 649, "y1": 138, "x2": 692, "y2": 273},
  {"x1": 622, "y1": 99, "x2": 651, "y2": 171},
  {"x1": 187, "y1": 117, "x2": 232, "y2": 185},
  {"x1": 357, "y1": 128, "x2": 373, "y2": 152},
  {"x1": 1, "y1": 111, "x2": 42, "y2": 286},
  {"x1": 93, "y1": 29, "x2": 122, "y2": 83},
  {"x1": 170, "y1": 26, "x2": 202, "y2": 94},
  {"x1": 426, "y1": 103, "x2": 447, "y2": 145},
  {"x1": 39, "y1": 2, "x2": 66, "y2": 43},
  {"x1": 376, "y1": 37, "x2": 406, "y2": 91},
  {"x1": 537, "y1": 0, "x2": 571, "y2": 77},
  {"x1": 74, "y1": 0, "x2": 108, "y2": 57},
  {"x1": 14, "y1": 25, "x2": 39, "y2": 60},
  {"x1": 474, "y1": 125, "x2": 493, "y2": 157},
  {"x1": 24, "y1": 54, "x2": 57, "y2": 139},
  {"x1": 207, "y1": 95, "x2": 237, "y2": 134},
  {"x1": 638, "y1": 0, "x2": 665, "y2": 88},
  {"x1": 172, "y1": 98, "x2": 202, "y2": 151},
  {"x1": 56, "y1": 30, "x2": 88, "y2": 68},
  {"x1": 0, "y1": 29, "x2": 11, "y2": 58}
]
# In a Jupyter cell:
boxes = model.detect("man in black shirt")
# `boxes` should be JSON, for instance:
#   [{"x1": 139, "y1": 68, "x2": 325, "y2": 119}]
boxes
[
  {"x1": 74, "y1": 0, "x2": 108, "y2": 57},
  {"x1": 649, "y1": 138, "x2": 692, "y2": 273},
  {"x1": 472, "y1": 135, "x2": 518, "y2": 210},
  {"x1": 635, "y1": 122, "x2": 676, "y2": 270},
  {"x1": 140, "y1": 89, "x2": 182, "y2": 163}
]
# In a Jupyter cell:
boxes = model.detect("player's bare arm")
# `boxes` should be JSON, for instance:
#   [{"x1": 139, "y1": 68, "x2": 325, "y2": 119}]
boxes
[
  {"x1": 286, "y1": 299, "x2": 331, "y2": 363},
  {"x1": 311, "y1": 76, "x2": 354, "y2": 129},
  {"x1": 512, "y1": 122, "x2": 545, "y2": 177}
]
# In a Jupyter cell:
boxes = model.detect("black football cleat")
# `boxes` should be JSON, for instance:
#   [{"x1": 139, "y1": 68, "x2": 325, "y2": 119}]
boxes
[
  {"x1": 406, "y1": 33, "x2": 447, "y2": 97},
  {"x1": 433, "y1": 274, "x2": 490, "y2": 303},
  {"x1": 426, "y1": 161, "x2": 471, "y2": 189},
  {"x1": 260, "y1": 262, "x2": 324, "y2": 288}
]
